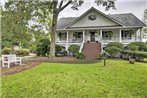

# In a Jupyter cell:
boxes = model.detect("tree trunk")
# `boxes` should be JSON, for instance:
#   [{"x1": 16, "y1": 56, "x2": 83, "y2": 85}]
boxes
[{"x1": 49, "y1": 1, "x2": 58, "y2": 59}]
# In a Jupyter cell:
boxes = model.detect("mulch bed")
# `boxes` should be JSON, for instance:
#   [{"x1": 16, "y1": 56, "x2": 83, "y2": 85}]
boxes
[
  {"x1": 0, "y1": 62, "x2": 41, "y2": 76},
  {"x1": 1, "y1": 56, "x2": 98, "y2": 76},
  {"x1": 0, "y1": 56, "x2": 76, "y2": 76}
]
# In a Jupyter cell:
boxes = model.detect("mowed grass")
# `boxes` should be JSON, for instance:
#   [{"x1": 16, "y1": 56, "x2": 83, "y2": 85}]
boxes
[{"x1": 1, "y1": 60, "x2": 147, "y2": 98}]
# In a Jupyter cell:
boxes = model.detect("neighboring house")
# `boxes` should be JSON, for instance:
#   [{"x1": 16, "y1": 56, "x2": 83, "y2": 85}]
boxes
[{"x1": 56, "y1": 7, "x2": 146, "y2": 58}]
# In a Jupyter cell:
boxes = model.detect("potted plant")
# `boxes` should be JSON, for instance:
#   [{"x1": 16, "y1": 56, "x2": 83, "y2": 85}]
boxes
[
  {"x1": 87, "y1": 40, "x2": 90, "y2": 43},
  {"x1": 108, "y1": 31, "x2": 113, "y2": 38},
  {"x1": 129, "y1": 52, "x2": 135, "y2": 64},
  {"x1": 128, "y1": 30, "x2": 134, "y2": 37}
]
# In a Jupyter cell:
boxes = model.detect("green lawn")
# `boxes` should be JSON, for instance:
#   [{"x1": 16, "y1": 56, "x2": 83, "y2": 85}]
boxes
[{"x1": 1, "y1": 60, "x2": 147, "y2": 98}]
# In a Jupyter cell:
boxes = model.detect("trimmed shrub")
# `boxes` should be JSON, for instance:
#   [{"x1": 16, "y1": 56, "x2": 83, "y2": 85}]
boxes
[
  {"x1": 76, "y1": 53, "x2": 85, "y2": 59},
  {"x1": 68, "y1": 45, "x2": 80, "y2": 56},
  {"x1": 105, "y1": 46, "x2": 122, "y2": 58},
  {"x1": 127, "y1": 42, "x2": 147, "y2": 52},
  {"x1": 16, "y1": 49, "x2": 30, "y2": 56},
  {"x1": 127, "y1": 44, "x2": 139, "y2": 51},
  {"x1": 97, "y1": 54, "x2": 103, "y2": 60},
  {"x1": 2, "y1": 48, "x2": 12, "y2": 54},
  {"x1": 106, "y1": 42, "x2": 124, "y2": 49},
  {"x1": 122, "y1": 50, "x2": 147, "y2": 61}
]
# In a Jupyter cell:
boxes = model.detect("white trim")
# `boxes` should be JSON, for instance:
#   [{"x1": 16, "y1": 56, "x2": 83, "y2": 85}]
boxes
[
  {"x1": 65, "y1": 31, "x2": 69, "y2": 50},
  {"x1": 57, "y1": 26, "x2": 142, "y2": 31}
]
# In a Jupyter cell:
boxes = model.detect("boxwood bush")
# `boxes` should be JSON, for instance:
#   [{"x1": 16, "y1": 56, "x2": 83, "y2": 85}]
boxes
[
  {"x1": 76, "y1": 53, "x2": 85, "y2": 59},
  {"x1": 15, "y1": 49, "x2": 30, "y2": 56},
  {"x1": 2, "y1": 48, "x2": 12, "y2": 54},
  {"x1": 68, "y1": 45, "x2": 80, "y2": 56},
  {"x1": 105, "y1": 42, "x2": 124, "y2": 49},
  {"x1": 105, "y1": 46, "x2": 122, "y2": 58},
  {"x1": 127, "y1": 42, "x2": 147, "y2": 52},
  {"x1": 121, "y1": 50, "x2": 147, "y2": 61}
]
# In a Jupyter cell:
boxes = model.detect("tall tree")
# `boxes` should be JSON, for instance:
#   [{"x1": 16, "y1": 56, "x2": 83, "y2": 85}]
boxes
[
  {"x1": 49, "y1": 0, "x2": 116, "y2": 58},
  {"x1": 2, "y1": 1, "x2": 52, "y2": 49},
  {"x1": 143, "y1": 9, "x2": 147, "y2": 24},
  {"x1": 143, "y1": 9, "x2": 147, "y2": 39}
]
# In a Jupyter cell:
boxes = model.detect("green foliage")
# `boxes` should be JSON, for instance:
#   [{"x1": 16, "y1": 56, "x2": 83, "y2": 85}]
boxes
[
  {"x1": 2, "y1": 1, "x2": 52, "y2": 49},
  {"x1": 15, "y1": 49, "x2": 30, "y2": 56},
  {"x1": 2, "y1": 2, "x2": 32, "y2": 48},
  {"x1": 1, "y1": 60, "x2": 147, "y2": 98},
  {"x1": 2, "y1": 48, "x2": 12, "y2": 54},
  {"x1": 122, "y1": 50, "x2": 147, "y2": 61},
  {"x1": 105, "y1": 46, "x2": 122, "y2": 58},
  {"x1": 29, "y1": 44, "x2": 36, "y2": 53},
  {"x1": 36, "y1": 39, "x2": 64, "y2": 56},
  {"x1": 55, "y1": 45, "x2": 63, "y2": 53},
  {"x1": 127, "y1": 42, "x2": 147, "y2": 52},
  {"x1": 76, "y1": 53, "x2": 85, "y2": 59},
  {"x1": 96, "y1": 54, "x2": 103, "y2": 60},
  {"x1": 127, "y1": 44, "x2": 139, "y2": 51},
  {"x1": 68, "y1": 45, "x2": 80, "y2": 55},
  {"x1": 106, "y1": 42, "x2": 124, "y2": 49},
  {"x1": 36, "y1": 39, "x2": 50, "y2": 56}
]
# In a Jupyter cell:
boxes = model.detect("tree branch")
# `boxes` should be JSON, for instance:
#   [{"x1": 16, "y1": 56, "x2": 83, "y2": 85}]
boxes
[
  {"x1": 59, "y1": 0, "x2": 72, "y2": 12},
  {"x1": 59, "y1": 0, "x2": 63, "y2": 9}
]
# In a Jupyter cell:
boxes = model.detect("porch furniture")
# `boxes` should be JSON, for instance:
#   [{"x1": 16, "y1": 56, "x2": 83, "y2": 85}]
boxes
[{"x1": 2, "y1": 54, "x2": 22, "y2": 68}]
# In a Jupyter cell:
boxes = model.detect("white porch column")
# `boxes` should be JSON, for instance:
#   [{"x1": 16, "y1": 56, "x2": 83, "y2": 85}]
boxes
[
  {"x1": 119, "y1": 29, "x2": 122, "y2": 43},
  {"x1": 66, "y1": 31, "x2": 69, "y2": 51},
  {"x1": 100, "y1": 29, "x2": 103, "y2": 52},
  {"x1": 100, "y1": 29, "x2": 102, "y2": 40}
]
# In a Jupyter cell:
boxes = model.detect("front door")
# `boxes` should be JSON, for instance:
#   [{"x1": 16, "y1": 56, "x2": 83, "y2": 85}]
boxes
[{"x1": 90, "y1": 32, "x2": 95, "y2": 42}]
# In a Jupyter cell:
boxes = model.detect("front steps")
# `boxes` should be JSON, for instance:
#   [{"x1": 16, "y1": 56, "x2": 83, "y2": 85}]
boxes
[{"x1": 82, "y1": 42, "x2": 101, "y2": 59}]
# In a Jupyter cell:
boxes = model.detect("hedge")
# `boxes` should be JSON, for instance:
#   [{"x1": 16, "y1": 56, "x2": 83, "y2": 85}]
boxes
[
  {"x1": 106, "y1": 42, "x2": 124, "y2": 49},
  {"x1": 15, "y1": 49, "x2": 30, "y2": 56},
  {"x1": 2, "y1": 48, "x2": 12, "y2": 54},
  {"x1": 2, "y1": 48, "x2": 30, "y2": 56},
  {"x1": 122, "y1": 50, "x2": 147, "y2": 58}
]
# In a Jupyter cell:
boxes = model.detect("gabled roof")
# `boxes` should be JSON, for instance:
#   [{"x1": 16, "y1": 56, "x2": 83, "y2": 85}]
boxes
[
  {"x1": 57, "y1": 7, "x2": 146, "y2": 29},
  {"x1": 57, "y1": 17, "x2": 76, "y2": 29}
]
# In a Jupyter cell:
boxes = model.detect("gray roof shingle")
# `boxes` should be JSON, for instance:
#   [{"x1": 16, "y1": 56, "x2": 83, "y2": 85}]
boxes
[
  {"x1": 57, "y1": 17, "x2": 76, "y2": 29},
  {"x1": 57, "y1": 13, "x2": 146, "y2": 29},
  {"x1": 109, "y1": 13, "x2": 146, "y2": 27}
]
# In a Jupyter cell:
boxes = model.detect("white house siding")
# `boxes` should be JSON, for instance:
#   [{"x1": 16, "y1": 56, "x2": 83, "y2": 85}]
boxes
[{"x1": 70, "y1": 10, "x2": 120, "y2": 28}]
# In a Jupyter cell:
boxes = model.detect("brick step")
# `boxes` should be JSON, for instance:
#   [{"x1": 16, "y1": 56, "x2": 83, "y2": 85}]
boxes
[{"x1": 82, "y1": 43, "x2": 101, "y2": 59}]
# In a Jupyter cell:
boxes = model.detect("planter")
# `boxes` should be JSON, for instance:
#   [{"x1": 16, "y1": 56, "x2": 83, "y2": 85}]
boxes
[{"x1": 129, "y1": 58, "x2": 135, "y2": 64}]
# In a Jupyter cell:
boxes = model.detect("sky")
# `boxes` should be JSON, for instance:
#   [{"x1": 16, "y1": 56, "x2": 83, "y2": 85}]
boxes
[
  {"x1": 58, "y1": 0, "x2": 147, "y2": 20},
  {"x1": 0, "y1": 0, "x2": 147, "y2": 20}
]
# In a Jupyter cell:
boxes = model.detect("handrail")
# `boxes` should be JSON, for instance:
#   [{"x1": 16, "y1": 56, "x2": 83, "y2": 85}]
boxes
[{"x1": 79, "y1": 38, "x2": 85, "y2": 53}]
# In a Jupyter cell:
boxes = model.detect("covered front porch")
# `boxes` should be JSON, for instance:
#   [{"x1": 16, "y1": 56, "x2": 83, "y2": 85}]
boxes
[{"x1": 56, "y1": 27, "x2": 143, "y2": 51}]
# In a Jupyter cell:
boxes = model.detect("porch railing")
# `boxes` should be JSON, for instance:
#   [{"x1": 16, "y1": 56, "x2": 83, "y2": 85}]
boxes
[{"x1": 68, "y1": 38, "x2": 83, "y2": 43}]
